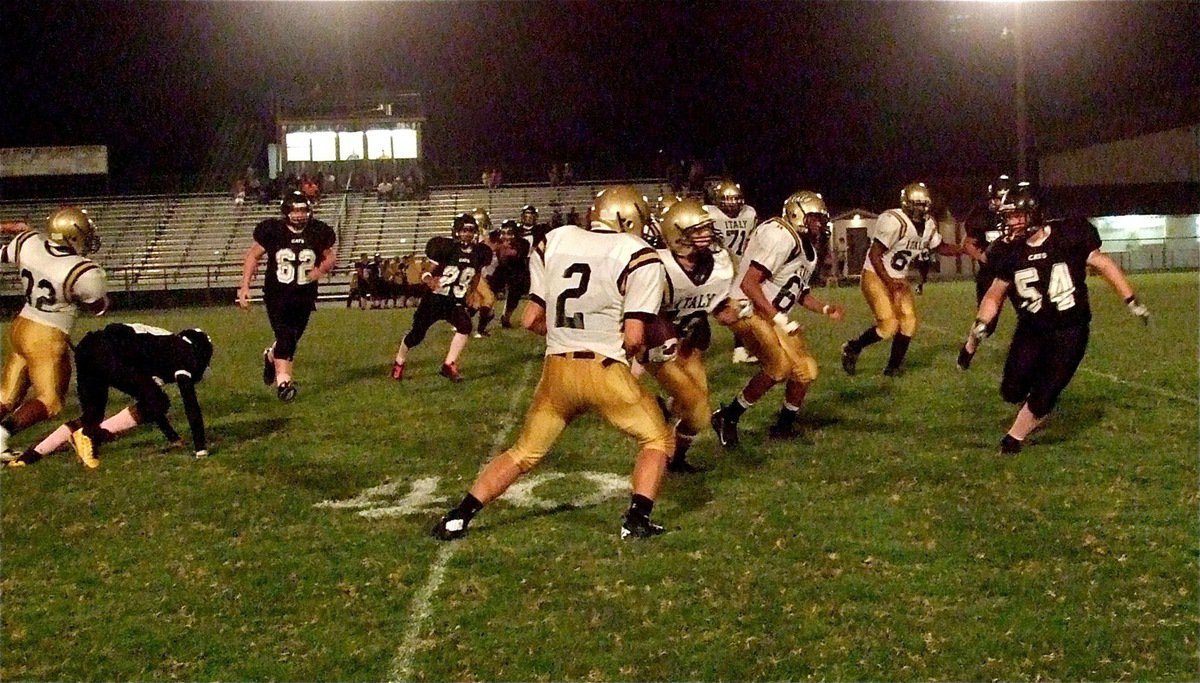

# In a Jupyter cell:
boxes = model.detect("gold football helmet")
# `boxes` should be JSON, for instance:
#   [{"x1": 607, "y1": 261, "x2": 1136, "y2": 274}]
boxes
[
  {"x1": 590, "y1": 185, "x2": 650, "y2": 235},
  {"x1": 653, "y1": 191, "x2": 682, "y2": 219},
  {"x1": 659, "y1": 198, "x2": 716, "y2": 258},
  {"x1": 470, "y1": 208, "x2": 492, "y2": 234},
  {"x1": 782, "y1": 190, "x2": 829, "y2": 236},
  {"x1": 712, "y1": 179, "x2": 744, "y2": 218},
  {"x1": 900, "y1": 182, "x2": 933, "y2": 222},
  {"x1": 46, "y1": 206, "x2": 101, "y2": 255}
]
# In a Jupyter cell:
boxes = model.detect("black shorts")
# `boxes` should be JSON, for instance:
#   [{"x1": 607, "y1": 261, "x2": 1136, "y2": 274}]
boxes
[
  {"x1": 265, "y1": 288, "x2": 317, "y2": 360},
  {"x1": 404, "y1": 293, "x2": 471, "y2": 347},
  {"x1": 1001, "y1": 322, "x2": 1089, "y2": 417}
]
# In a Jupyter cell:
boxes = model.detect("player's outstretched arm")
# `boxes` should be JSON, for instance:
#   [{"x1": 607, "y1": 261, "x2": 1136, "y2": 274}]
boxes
[{"x1": 1087, "y1": 250, "x2": 1149, "y2": 324}]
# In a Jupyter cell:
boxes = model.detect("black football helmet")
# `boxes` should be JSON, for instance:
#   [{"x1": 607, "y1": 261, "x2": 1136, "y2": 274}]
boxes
[
  {"x1": 519, "y1": 204, "x2": 538, "y2": 227},
  {"x1": 452, "y1": 212, "x2": 479, "y2": 244},
  {"x1": 498, "y1": 219, "x2": 521, "y2": 242},
  {"x1": 997, "y1": 182, "x2": 1039, "y2": 241},
  {"x1": 177, "y1": 328, "x2": 214, "y2": 379},
  {"x1": 987, "y1": 174, "x2": 1013, "y2": 213},
  {"x1": 281, "y1": 191, "x2": 313, "y2": 227}
]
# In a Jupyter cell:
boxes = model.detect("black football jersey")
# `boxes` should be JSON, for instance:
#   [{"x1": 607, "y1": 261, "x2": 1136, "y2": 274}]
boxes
[
  {"x1": 992, "y1": 218, "x2": 1101, "y2": 330},
  {"x1": 102, "y1": 323, "x2": 203, "y2": 384},
  {"x1": 253, "y1": 218, "x2": 337, "y2": 294},
  {"x1": 425, "y1": 237, "x2": 493, "y2": 301},
  {"x1": 963, "y1": 203, "x2": 1005, "y2": 253}
]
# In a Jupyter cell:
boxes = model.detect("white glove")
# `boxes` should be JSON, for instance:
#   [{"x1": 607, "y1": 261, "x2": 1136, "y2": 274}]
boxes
[
  {"x1": 773, "y1": 312, "x2": 799, "y2": 335},
  {"x1": 1125, "y1": 296, "x2": 1150, "y2": 325},
  {"x1": 736, "y1": 300, "x2": 754, "y2": 320},
  {"x1": 646, "y1": 339, "x2": 678, "y2": 364}
]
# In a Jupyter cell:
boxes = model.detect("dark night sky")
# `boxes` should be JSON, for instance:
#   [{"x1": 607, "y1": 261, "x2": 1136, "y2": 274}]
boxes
[{"x1": 3, "y1": 0, "x2": 1198, "y2": 208}]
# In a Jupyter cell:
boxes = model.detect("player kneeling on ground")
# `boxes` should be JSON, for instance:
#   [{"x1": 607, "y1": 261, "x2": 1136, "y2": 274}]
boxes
[{"x1": 6, "y1": 324, "x2": 213, "y2": 469}]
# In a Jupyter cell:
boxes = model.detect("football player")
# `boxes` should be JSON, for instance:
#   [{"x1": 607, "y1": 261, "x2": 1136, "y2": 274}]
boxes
[
  {"x1": 391, "y1": 213, "x2": 493, "y2": 382},
  {"x1": 476, "y1": 219, "x2": 523, "y2": 336},
  {"x1": 496, "y1": 204, "x2": 539, "y2": 329},
  {"x1": 464, "y1": 209, "x2": 498, "y2": 337},
  {"x1": 237, "y1": 190, "x2": 336, "y2": 402},
  {"x1": 840, "y1": 182, "x2": 962, "y2": 377},
  {"x1": 957, "y1": 174, "x2": 1013, "y2": 352},
  {"x1": 0, "y1": 208, "x2": 108, "y2": 461},
  {"x1": 642, "y1": 198, "x2": 735, "y2": 473},
  {"x1": 704, "y1": 179, "x2": 760, "y2": 365},
  {"x1": 8, "y1": 324, "x2": 213, "y2": 468},
  {"x1": 960, "y1": 183, "x2": 1150, "y2": 455},
  {"x1": 347, "y1": 253, "x2": 370, "y2": 309},
  {"x1": 709, "y1": 191, "x2": 844, "y2": 448},
  {"x1": 432, "y1": 185, "x2": 673, "y2": 541}
]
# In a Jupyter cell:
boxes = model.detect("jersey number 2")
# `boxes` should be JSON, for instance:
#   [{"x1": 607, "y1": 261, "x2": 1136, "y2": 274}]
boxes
[{"x1": 554, "y1": 263, "x2": 591, "y2": 329}]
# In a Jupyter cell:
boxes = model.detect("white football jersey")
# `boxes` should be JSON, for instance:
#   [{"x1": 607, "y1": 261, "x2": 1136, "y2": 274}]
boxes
[
  {"x1": 532, "y1": 225, "x2": 664, "y2": 364},
  {"x1": 703, "y1": 204, "x2": 758, "y2": 258},
  {"x1": 727, "y1": 218, "x2": 819, "y2": 314},
  {"x1": 659, "y1": 248, "x2": 736, "y2": 323},
  {"x1": 862, "y1": 208, "x2": 943, "y2": 280},
  {"x1": 1, "y1": 230, "x2": 107, "y2": 333}
]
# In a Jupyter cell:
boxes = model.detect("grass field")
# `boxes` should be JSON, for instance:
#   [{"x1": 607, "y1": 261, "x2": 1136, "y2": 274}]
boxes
[{"x1": 2, "y1": 271, "x2": 1197, "y2": 681}]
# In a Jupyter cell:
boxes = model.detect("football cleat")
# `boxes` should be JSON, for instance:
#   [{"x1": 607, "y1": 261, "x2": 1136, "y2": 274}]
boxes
[
  {"x1": 768, "y1": 414, "x2": 802, "y2": 441},
  {"x1": 262, "y1": 348, "x2": 275, "y2": 386},
  {"x1": 840, "y1": 342, "x2": 859, "y2": 376},
  {"x1": 883, "y1": 365, "x2": 903, "y2": 378},
  {"x1": 667, "y1": 455, "x2": 705, "y2": 474},
  {"x1": 70, "y1": 430, "x2": 100, "y2": 469},
  {"x1": 731, "y1": 347, "x2": 758, "y2": 365},
  {"x1": 431, "y1": 513, "x2": 469, "y2": 541},
  {"x1": 621, "y1": 513, "x2": 665, "y2": 539},
  {"x1": 999, "y1": 434, "x2": 1022, "y2": 456},
  {"x1": 276, "y1": 381, "x2": 297, "y2": 403},
  {"x1": 956, "y1": 346, "x2": 975, "y2": 371},
  {"x1": 0, "y1": 449, "x2": 19, "y2": 464},
  {"x1": 440, "y1": 362, "x2": 463, "y2": 383},
  {"x1": 710, "y1": 408, "x2": 739, "y2": 449},
  {"x1": 391, "y1": 361, "x2": 405, "y2": 381}
]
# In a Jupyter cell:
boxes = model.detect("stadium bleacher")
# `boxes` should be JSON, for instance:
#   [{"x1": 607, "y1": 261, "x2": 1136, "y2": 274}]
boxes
[{"x1": 1, "y1": 181, "x2": 671, "y2": 299}]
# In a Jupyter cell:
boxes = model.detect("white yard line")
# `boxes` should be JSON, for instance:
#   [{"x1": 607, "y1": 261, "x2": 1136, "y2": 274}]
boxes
[
  {"x1": 388, "y1": 357, "x2": 538, "y2": 682},
  {"x1": 923, "y1": 322, "x2": 1198, "y2": 406}
]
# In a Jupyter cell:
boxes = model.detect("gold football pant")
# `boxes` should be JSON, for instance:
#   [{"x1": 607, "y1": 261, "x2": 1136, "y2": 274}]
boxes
[
  {"x1": 861, "y1": 270, "x2": 917, "y2": 338},
  {"x1": 504, "y1": 353, "x2": 674, "y2": 471},
  {"x1": 1, "y1": 316, "x2": 72, "y2": 423},
  {"x1": 727, "y1": 310, "x2": 817, "y2": 384},
  {"x1": 645, "y1": 347, "x2": 710, "y2": 435}
]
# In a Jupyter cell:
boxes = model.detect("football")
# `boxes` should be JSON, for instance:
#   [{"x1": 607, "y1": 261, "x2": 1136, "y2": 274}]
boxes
[{"x1": 643, "y1": 314, "x2": 679, "y2": 350}]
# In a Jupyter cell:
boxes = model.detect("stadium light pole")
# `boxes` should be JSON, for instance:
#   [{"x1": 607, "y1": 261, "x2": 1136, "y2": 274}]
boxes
[{"x1": 1012, "y1": 1, "x2": 1029, "y2": 180}]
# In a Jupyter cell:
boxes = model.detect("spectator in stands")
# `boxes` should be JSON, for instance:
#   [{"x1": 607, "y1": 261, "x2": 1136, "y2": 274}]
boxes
[
  {"x1": 302, "y1": 175, "x2": 320, "y2": 205},
  {"x1": 377, "y1": 177, "x2": 394, "y2": 202},
  {"x1": 561, "y1": 162, "x2": 574, "y2": 185},
  {"x1": 565, "y1": 207, "x2": 580, "y2": 227},
  {"x1": 322, "y1": 171, "x2": 337, "y2": 196},
  {"x1": 550, "y1": 208, "x2": 564, "y2": 229},
  {"x1": 687, "y1": 159, "x2": 706, "y2": 194}
]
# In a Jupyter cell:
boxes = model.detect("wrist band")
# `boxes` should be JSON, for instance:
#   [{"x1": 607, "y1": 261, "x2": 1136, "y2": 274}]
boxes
[{"x1": 1124, "y1": 295, "x2": 1136, "y2": 305}]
